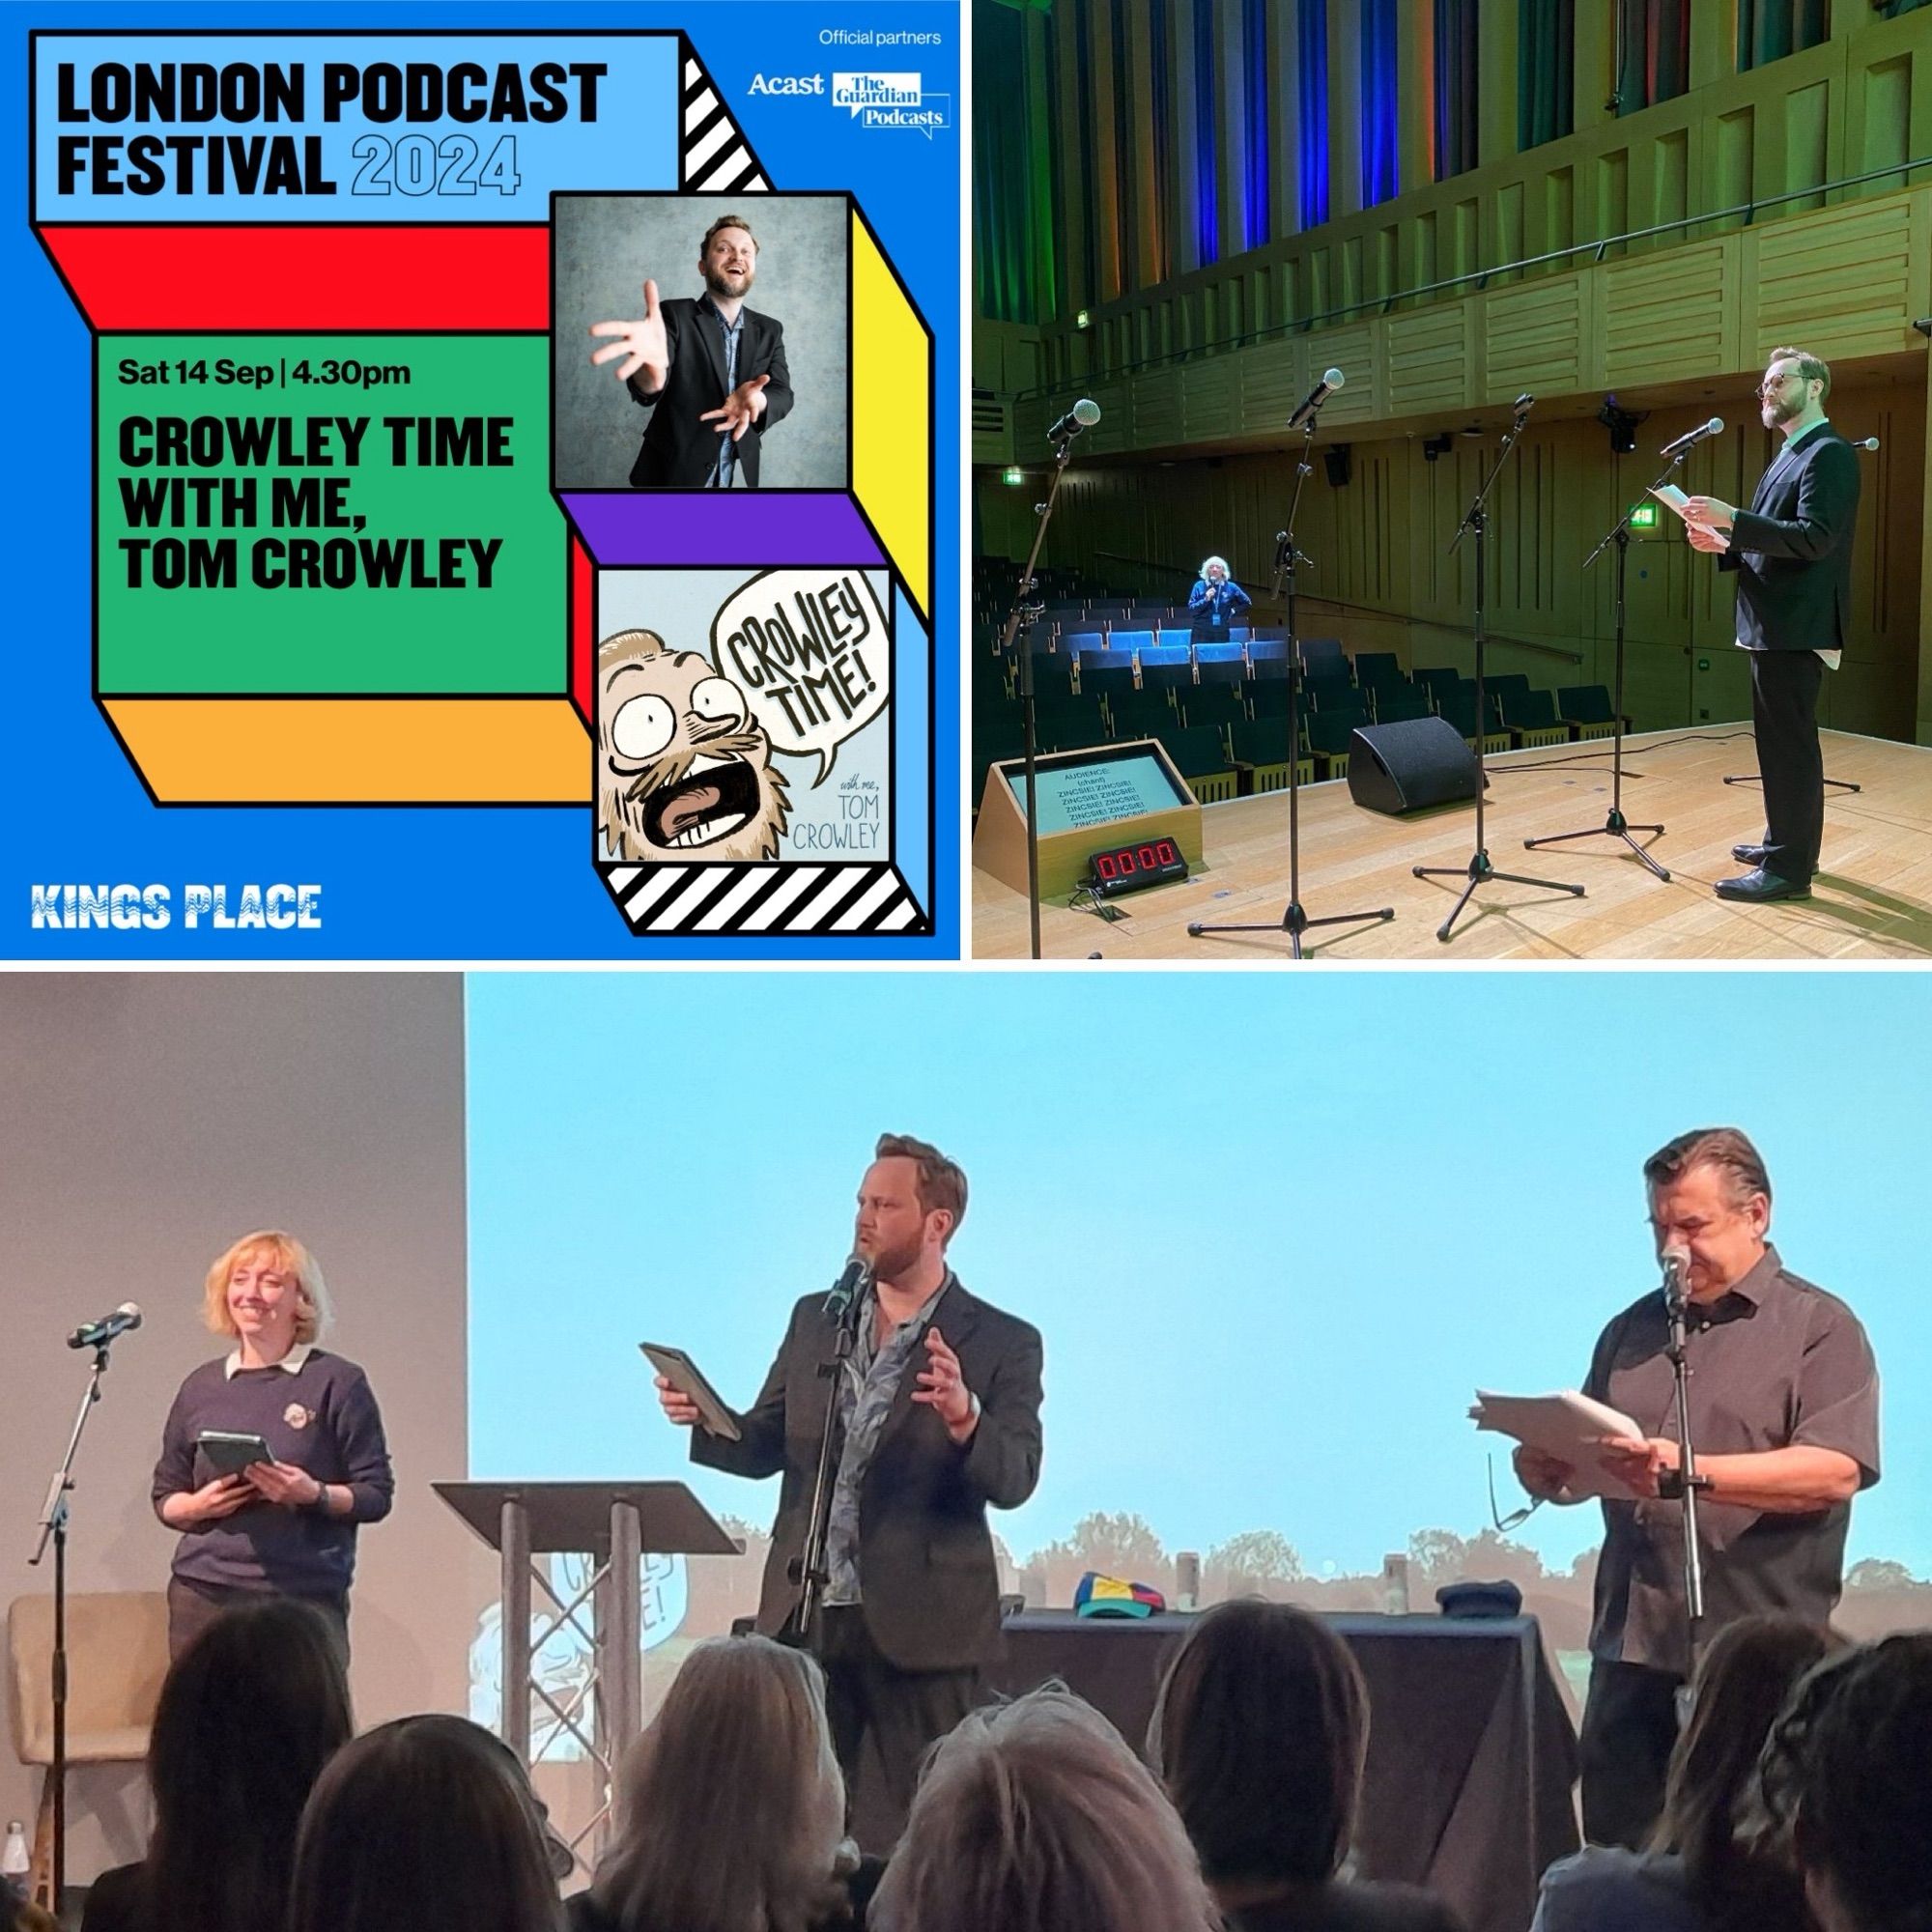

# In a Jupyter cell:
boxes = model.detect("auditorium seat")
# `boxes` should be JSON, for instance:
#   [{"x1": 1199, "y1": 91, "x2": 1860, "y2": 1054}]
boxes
[
  {"x1": 1558, "y1": 684, "x2": 1625, "y2": 741},
  {"x1": 1303, "y1": 709, "x2": 1361, "y2": 780},
  {"x1": 1354, "y1": 651, "x2": 1406, "y2": 695},
  {"x1": 1110, "y1": 690, "x2": 1180, "y2": 740},
  {"x1": 1081, "y1": 664, "x2": 1138, "y2": 704},
  {"x1": 1228, "y1": 717, "x2": 1313, "y2": 794},
  {"x1": 1503, "y1": 687, "x2": 1571, "y2": 748},
  {"x1": 1160, "y1": 724, "x2": 1239, "y2": 804},
  {"x1": 1372, "y1": 683, "x2": 1432, "y2": 724},
  {"x1": 1031, "y1": 696, "x2": 1108, "y2": 752},
  {"x1": 1180, "y1": 682, "x2": 1246, "y2": 730},
  {"x1": 1195, "y1": 657, "x2": 1248, "y2": 686}
]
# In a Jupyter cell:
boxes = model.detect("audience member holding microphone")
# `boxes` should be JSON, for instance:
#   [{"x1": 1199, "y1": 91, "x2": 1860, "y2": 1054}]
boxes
[
  {"x1": 1188, "y1": 555, "x2": 1252, "y2": 639},
  {"x1": 151, "y1": 1231, "x2": 393, "y2": 1661}
]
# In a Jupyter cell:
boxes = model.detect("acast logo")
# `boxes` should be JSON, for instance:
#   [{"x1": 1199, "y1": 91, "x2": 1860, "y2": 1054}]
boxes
[{"x1": 747, "y1": 72, "x2": 826, "y2": 95}]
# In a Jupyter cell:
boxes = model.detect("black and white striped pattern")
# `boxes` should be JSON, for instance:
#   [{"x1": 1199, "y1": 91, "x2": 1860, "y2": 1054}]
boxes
[
  {"x1": 602, "y1": 863, "x2": 926, "y2": 936},
  {"x1": 680, "y1": 45, "x2": 769, "y2": 193}
]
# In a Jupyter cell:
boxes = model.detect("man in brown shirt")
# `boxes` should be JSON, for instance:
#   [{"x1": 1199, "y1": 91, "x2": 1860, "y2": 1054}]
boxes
[{"x1": 1514, "y1": 1127, "x2": 1880, "y2": 1848}]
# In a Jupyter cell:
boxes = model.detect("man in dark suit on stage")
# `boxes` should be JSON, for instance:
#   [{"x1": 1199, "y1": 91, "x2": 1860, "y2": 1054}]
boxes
[
  {"x1": 655, "y1": 1132, "x2": 1043, "y2": 1843},
  {"x1": 1684, "y1": 347, "x2": 1861, "y2": 903},
  {"x1": 589, "y1": 213, "x2": 794, "y2": 488}
]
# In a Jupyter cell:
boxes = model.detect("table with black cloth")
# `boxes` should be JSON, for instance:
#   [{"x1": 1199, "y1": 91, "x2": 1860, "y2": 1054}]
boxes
[{"x1": 992, "y1": 1611, "x2": 1578, "y2": 1932}]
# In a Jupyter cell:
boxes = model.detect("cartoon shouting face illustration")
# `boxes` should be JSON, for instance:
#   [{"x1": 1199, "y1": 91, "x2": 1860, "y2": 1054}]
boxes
[{"x1": 597, "y1": 628, "x2": 791, "y2": 862}]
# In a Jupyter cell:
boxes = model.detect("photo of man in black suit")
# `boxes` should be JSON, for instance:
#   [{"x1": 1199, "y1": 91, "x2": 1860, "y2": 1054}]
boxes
[
  {"x1": 1684, "y1": 347, "x2": 1862, "y2": 903},
  {"x1": 590, "y1": 213, "x2": 794, "y2": 489},
  {"x1": 654, "y1": 1132, "x2": 1043, "y2": 1843}
]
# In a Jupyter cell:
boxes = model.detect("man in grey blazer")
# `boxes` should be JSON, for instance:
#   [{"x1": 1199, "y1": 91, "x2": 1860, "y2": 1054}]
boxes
[
  {"x1": 1685, "y1": 347, "x2": 1861, "y2": 903},
  {"x1": 656, "y1": 1132, "x2": 1043, "y2": 1842}
]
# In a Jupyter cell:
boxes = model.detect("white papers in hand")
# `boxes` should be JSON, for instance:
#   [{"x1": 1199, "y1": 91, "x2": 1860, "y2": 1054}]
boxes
[{"x1": 1469, "y1": 1388, "x2": 1647, "y2": 1500}]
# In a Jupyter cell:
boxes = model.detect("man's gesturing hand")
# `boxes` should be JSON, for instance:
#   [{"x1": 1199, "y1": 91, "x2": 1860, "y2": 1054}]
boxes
[
  {"x1": 701, "y1": 374, "x2": 771, "y2": 443},
  {"x1": 914, "y1": 1327, "x2": 978, "y2": 1442},
  {"x1": 589, "y1": 278, "x2": 670, "y2": 387},
  {"x1": 655, "y1": 1373, "x2": 702, "y2": 1428}
]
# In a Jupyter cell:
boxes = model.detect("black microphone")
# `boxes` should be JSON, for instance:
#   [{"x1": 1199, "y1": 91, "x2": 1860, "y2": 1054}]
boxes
[
  {"x1": 1659, "y1": 417, "x2": 1724, "y2": 460},
  {"x1": 1046, "y1": 398, "x2": 1101, "y2": 441},
  {"x1": 1513, "y1": 392, "x2": 1535, "y2": 412},
  {"x1": 1287, "y1": 367, "x2": 1345, "y2": 431},
  {"x1": 824, "y1": 1254, "x2": 873, "y2": 1319},
  {"x1": 1661, "y1": 1248, "x2": 1691, "y2": 1310},
  {"x1": 68, "y1": 1302, "x2": 142, "y2": 1350}
]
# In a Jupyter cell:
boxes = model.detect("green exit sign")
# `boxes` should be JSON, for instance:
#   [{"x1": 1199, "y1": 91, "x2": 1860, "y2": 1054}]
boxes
[
  {"x1": 1002, "y1": 466, "x2": 1025, "y2": 486},
  {"x1": 1630, "y1": 503, "x2": 1660, "y2": 530}
]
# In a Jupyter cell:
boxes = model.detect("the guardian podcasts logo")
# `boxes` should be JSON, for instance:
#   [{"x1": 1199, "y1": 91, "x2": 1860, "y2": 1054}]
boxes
[{"x1": 833, "y1": 71, "x2": 951, "y2": 136}]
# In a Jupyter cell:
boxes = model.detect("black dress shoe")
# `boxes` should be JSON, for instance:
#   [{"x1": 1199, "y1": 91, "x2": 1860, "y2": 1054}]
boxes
[
  {"x1": 1715, "y1": 867, "x2": 1810, "y2": 902},
  {"x1": 1731, "y1": 843, "x2": 1769, "y2": 866}
]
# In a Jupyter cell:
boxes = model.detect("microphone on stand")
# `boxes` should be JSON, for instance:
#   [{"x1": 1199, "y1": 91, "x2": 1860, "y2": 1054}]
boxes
[
  {"x1": 67, "y1": 1303, "x2": 142, "y2": 1350},
  {"x1": 1661, "y1": 1247, "x2": 1692, "y2": 1311},
  {"x1": 1853, "y1": 437, "x2": 1880, "y2": 452},
  {"x1": 1660, "y1": 418, "x2": 1725, "y2": 460},
  {"x1": 1287, "y1": 367, "x2": 1345, "y2": 431},
  {"x1": 1046, "y1": 398, "x2": 1101, "y2": 442},
  {"x1": 824, "y1": 1253, "x2": 873, "y2": 1319}
]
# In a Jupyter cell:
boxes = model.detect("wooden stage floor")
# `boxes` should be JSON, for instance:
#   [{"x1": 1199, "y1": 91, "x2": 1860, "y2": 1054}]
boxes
[{"x1": 972, "y1": 728, "x2": 1932, "y2": 961}]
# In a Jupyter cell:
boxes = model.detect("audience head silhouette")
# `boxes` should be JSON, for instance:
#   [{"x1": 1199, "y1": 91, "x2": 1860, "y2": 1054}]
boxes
[
  {"x1": 289, "y1": 1713, "x2": 563, "y2": 1932},
  {"x1": 868, "y1": 1687, "x2": 1221, "y2": 1932},
  {"x1": 584, "y1": 1634, "x2": 851, "y2": 1932}
]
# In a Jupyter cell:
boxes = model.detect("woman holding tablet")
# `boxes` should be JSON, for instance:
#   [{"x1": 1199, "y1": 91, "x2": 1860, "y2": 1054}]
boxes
[{"x1": 152, "y1": 1231, "x2": 394, "y2": 1660}]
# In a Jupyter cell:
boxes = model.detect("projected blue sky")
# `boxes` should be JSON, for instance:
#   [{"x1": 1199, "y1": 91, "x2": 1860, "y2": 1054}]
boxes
[{"x1": 467, "y1": 971, "x2": 1929, "y2": 1579}]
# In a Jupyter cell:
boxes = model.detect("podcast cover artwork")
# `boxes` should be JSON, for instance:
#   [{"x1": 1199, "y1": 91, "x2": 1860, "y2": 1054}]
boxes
[{"x1": 8, "y1": 3, "x2": 954, "y2": 958}]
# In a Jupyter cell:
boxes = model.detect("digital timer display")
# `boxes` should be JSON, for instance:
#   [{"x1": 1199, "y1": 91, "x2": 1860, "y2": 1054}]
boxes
[{"x1": 1087, "y1": 837, "x2": 1188, "y2": 895}]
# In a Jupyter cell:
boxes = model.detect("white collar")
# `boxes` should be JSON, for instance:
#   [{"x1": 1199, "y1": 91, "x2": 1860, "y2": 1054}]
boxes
[{"x1": 224, "y1": 1341, "x2": 314, "y2": 1378}]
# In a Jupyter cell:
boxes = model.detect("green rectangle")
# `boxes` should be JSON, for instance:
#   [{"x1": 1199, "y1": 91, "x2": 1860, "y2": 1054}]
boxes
[{"x1": 98, "y1": 335, "x2": 560, "y2": 696}]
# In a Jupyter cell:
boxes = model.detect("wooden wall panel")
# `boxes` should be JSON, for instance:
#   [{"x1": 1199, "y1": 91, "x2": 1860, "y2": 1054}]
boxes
[
  {"x1": 1386, "y1": 304, "x2": 1473, "y2": 416},
  {"x1": 1743, "y1": 198, "x2": 1918, "y2": 362},
  {"x1": 1603, "y1": 239, "x2": 1736, "y2": 386},
  {"x1": 1179, "y1": 357, "x2": 1236, "y2": 441},
  {"x1": 1484, "y1": 273, "x2": 1589, "y2": 402}
]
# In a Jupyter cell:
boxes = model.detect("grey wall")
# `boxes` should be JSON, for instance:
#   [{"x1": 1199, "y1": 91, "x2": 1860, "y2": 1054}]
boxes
[
  {"x1": 0, "y1": 975, "x2": 483, "y2": 1880},
  {"x1": 554, "y1": 195, "x2": 850, "y2": 490}
]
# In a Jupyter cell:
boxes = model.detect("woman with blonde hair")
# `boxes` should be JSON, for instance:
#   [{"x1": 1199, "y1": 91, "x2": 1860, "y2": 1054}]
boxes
[
  {"x1": 570, "y1": 1634, "x2": 869, "y2": 1932},
  {"x1": 150, "y1": 1230, "x2": 392, "y2": 1658},
  {"x1": 868, "y1": 1688, "x2": 1223, "y2": 1932}
]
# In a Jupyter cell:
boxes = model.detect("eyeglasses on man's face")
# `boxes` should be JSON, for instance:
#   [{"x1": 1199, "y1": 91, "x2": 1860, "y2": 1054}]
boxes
[{"x1": 1755, "y1": 371, "x2": 1808, "y2": 399}]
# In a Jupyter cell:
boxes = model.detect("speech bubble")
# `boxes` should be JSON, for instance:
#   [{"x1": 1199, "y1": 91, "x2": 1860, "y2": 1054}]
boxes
[{"x1": 712, "y1": 568, "x2": 890, "y2": 787}]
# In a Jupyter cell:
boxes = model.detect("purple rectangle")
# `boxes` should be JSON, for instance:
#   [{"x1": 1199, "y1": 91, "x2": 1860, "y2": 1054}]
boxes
[{"x1": 562, "y1": 493, "x2": 886, "y2": 567}]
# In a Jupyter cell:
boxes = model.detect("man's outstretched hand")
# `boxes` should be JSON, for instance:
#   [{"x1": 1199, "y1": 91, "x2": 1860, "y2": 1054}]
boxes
[
  {"x1": 701, "y1": 374, "x2": 771, "y2": 442},
  {"x1": 589, "y1": 278, "x2": 670, "y2": 388}
]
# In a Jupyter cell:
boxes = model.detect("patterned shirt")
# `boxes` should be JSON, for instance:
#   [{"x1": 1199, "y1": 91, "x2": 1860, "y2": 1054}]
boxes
[
  {"x1": 703, "y1": 294, "x2": 745, "y2": 490},
  {"x1": 823, "y1": 1272, "x2": 954, "y2": 1605}
]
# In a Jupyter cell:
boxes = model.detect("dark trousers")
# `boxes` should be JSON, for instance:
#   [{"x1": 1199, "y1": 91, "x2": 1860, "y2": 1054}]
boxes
[
  {"x1": 1579, "y1": 1658, "x2": 1683, "y2": 1848},
  {"x1": 166, "y1": 1576, "x2": 350, "y2": 1665},
  {"x1": 816, "y1": 1605, "x2": 982, "y2": 1852},
  {"x1": 1747, "y1": 647, "x2": 1826, "y2": 883}
]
